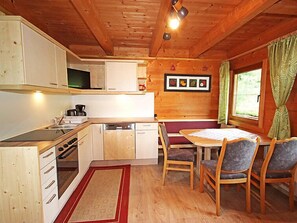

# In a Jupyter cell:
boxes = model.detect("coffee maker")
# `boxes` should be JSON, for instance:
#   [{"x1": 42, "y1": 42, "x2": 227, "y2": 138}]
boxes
[{"x1": 75, "y1": 104, "x2": 87, "y2": 116}]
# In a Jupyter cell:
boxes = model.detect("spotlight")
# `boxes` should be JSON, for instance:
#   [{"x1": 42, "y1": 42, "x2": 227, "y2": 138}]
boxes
[
  {"x1": 171, "y1": 0, "x2": 188, "y2": 20},
  {"x1": 177, "y1": 6, "x2": 188, "y2": 20},
  {"x1": 163, "y1": 32, "x2": 171, "y2": 40},
  {"x1": 168, "y1": 12, "x2": 180, "y2": 30}
]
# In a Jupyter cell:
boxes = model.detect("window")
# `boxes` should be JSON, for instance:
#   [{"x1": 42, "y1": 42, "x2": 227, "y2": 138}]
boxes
[
  {"x1": 229, "y1": 60, "x2": 267, "y2": 131},
  {"x1": 233, "y1": 68, "x2": 262, "y2": 120}
]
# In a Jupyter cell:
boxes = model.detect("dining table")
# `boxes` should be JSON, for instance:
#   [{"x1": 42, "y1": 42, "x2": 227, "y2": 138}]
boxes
[{"x1": 179, "y1": 128, "x2": 272, "y2": 176}]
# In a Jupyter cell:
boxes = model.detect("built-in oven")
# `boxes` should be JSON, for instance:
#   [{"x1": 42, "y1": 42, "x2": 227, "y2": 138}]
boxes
[{"x1": 55, "y1": 134, "x2": 79, "y2": 198}]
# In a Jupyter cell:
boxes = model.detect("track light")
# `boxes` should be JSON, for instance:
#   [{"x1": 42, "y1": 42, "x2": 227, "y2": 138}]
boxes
[
  {"x1": 171, "y1": 0, "x2": 188, "y2": 20},
  {"x1": 163, "y1": 32, "x2": 171, "y2": 40},
  {"x1": 168, "y1": 11, "x2": 180, "y2": 30}
]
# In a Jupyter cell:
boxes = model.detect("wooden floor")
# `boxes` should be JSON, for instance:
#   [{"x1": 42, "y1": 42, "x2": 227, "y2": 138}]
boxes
[{"x1": 128, "y1": 164, "x2": 297, "y2": 222}]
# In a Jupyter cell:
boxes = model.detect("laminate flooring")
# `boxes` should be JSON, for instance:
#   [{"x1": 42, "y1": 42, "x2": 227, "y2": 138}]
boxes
[{"x1": 128, "y1": 164, "x2": 297, "y2": 223}]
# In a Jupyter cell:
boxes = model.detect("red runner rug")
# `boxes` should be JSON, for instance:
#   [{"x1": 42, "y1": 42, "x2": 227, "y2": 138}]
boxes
[{"x1": 55, "y1": 165, "x2": 130, "y2": 223}]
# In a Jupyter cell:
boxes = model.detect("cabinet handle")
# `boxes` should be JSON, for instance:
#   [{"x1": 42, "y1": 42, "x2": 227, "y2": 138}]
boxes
[
  {"x1": 108, "y1": 88, "x2": 116, "y2": 90},
  {"x1": 44, "y1": 166, "x2": 55, "y2": 175},
  {"x1": 46, "y1": 194, "x2": 57, "y2": 204},
  {"x1": 49, "y1": 82, "x2": 58, "y2": 86},
  {"x1": 45, "y1": 180, "x2": 55, "y2": 189},
  {"x1": 137, "y1": 132, "x2": 146, "y2": 135},
  {"x1": 42, "y1": 152, "x2": 54, "y2": 159},
  {"x1": 62, "y1": 84, "x2": 68, "y2": 87},
  {"x1": 79, "y1": 141, "x2": 84, "y2": 146}
]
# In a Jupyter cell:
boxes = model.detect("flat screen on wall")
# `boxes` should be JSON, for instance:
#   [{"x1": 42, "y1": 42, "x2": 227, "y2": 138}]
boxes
[{"x1": 67, "y1": 68, "x2": 91, "y2": 89}]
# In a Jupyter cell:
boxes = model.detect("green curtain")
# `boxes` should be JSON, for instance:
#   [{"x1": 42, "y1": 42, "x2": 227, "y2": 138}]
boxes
[
  {"x1": 218, "y1": 61, "x2": 230, "y2": 124},
  {"x1": 268, "y1": 35, "x2": 297, "y2": 139}
]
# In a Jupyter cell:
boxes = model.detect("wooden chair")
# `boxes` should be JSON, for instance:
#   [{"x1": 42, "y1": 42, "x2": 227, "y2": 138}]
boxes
[
  {"x1": 200, "y1": 137, "x2": 260, "y2": 216},
  {"x1": 158, "y1": 123, "x2": 194, "y2": 189},
  {"x1": 251, "y1": 137, "x2": 297, "y2": 214}
]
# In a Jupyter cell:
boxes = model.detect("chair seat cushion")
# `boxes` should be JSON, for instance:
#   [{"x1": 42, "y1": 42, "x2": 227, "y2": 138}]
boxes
[
  {"x1": 168, "y1": 148, "x2": 194, "y2": 162},
  {"x1": 201, "y1": 160, "x2": 247, "y2": 179},
  {"x1": 252, "y1": 159, "x2": 292, "y2": 178}
]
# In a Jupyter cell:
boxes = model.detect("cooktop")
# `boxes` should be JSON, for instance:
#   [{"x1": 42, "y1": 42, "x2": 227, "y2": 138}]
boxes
[{"x1": 3, "y1": 129, "x2": 73, "y2": 142}]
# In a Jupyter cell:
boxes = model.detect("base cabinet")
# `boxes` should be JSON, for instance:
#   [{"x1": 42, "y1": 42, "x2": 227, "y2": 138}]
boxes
[
  {"x1": 78, "y1": 126, "x2": 92, "y2": 179},
  {"x1": 92, "y1": 124, "x2": 104, "y2": 160},
  {"x1": 136, "y1": 123, "x2": 158, "y2": 159}
]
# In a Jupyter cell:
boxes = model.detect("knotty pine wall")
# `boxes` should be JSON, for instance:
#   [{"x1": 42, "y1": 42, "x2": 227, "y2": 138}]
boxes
[
  {"x1": 146, "y1": 59, "x2": 221, "y2": 119},
  {"x1": 230, "y1": 48, "x2": 297, "y2": 136}
]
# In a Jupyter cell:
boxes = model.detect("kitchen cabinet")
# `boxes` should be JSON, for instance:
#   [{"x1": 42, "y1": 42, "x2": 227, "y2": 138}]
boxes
[
  {"x1": 0, "y1": 146, "x2": 59, "y2": 223},
  {"x1": 55, "y1": 46, "x2": 68, "y2": 88},
  {"x1": 39, "y1": 147, "x2": 59, "y2": 223},
  {"x1": 92, "y1": 124, "x2": 104, "y2": 160},
  {"x1": 0, "y1": 18, "x2": 67, "y2": 89},
  {"x1": 78, "y1": 126, "x2": 92, "y2": 178},
  {"x1": 135, "y1": 123, "x2": 158, "y2": 161},
  {"x1": 105, "y1": 62, "x2": 137, "y2": 91}
]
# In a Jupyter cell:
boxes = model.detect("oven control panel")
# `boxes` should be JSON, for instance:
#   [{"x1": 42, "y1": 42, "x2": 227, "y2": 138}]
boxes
[{"x1": 55, "y1": 134, "x2": 78, "y2": 156}]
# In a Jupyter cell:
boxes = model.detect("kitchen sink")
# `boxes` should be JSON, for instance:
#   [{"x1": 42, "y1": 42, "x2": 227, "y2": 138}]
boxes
[{"x1": 44, "y1": 124, "x2": 78, "y2": 130}]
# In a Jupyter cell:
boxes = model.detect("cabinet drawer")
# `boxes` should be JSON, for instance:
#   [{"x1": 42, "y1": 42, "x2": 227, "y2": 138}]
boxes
[
  {"x1": 136, "y1": 123, "x2": 158, "y2": 130},
  {"x1": 40, "y1": 147, "x2": 56, "y2": 169},
  {"x1": 40, "y1": 159, "x2": 57, "y2": 184},
  {"x1": 43, "y1": 188, "x2": 59, "y2": 223},
  {"x1": 41, "y1": 173, "x2": 58, "y2": 201}
]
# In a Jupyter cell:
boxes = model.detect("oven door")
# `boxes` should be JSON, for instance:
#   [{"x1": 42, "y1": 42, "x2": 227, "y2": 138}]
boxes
[{"x1": 56, "y1": 144, "x2": 79, "y2": 198}]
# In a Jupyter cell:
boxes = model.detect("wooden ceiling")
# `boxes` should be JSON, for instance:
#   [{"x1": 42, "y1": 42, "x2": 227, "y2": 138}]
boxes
[{"x1": 1, "y1": 0, "x2": 297, "y2": 60}]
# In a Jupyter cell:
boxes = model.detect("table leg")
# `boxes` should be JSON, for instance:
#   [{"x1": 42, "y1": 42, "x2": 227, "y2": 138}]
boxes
[
  {"x1": 204, "y1": 147, "x2": 211, "y2": 160},
  {"x1": 196, "y1": 146, "x2": 203, "y2": 177}
]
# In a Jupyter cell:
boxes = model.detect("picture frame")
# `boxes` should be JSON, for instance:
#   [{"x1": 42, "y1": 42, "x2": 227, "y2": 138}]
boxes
[{"x1": 164, "y1": 74, "x2": 211, "y2": 92}]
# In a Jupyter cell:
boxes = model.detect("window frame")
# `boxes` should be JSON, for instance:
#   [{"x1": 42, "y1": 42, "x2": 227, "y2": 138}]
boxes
[{"x1": 228, "y1": 60, "x2": 267, "y2": 132}]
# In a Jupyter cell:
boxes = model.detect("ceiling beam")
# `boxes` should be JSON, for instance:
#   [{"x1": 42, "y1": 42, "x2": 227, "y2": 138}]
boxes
[
  {"x1": 149, "y1": 0, "x2": 172, "y2": 57},
  {"x1": 71, "y1": 0, "x2": 114, "y2": 56},
  {"x1": 189, "y1": 0, "x2": 280, "y2": 58},
  {"x1": 228, "y1": 17, "x2": 297, "y2": 59}
]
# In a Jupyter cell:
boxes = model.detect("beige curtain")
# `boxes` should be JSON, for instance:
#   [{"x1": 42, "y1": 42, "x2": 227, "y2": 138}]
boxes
[
  {"x1": 218, "y1": 61, "x2": 230, "y2": 124},
  {"x1": 268, "y1": 35, "x2": 297, "y2": 139}
]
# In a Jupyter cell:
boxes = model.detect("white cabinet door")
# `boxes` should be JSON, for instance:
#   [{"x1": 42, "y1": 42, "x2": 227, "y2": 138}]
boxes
[
  {"x1": 22, "y1": 23, "x2": 57, "y2": 88},
  {"x1": 92, "y1": 124, "x2": 104, "y2": 160},
  {"x1": 105, "y1": 62, "x2": 137, "y2": 91},
  {"x1": 55, "y1": 46, "x2": 68, "y2": 88},
  {"x1": 136, "y1": 123, "x2": 158, "y2": 159},
  {"x1": 78, "y1": 127, "x2": 92, "y2": 178}
]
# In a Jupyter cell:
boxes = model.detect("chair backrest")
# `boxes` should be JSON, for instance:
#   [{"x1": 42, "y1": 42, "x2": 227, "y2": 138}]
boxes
[
  {"x1": 267, "y1": 137, "x2": 297, "y2": 171},
  {"x1": 158, "y1": 123, "x2": 170, "y2": 157},
  {"x1": 218, "y1": 137, "x2": 260, "y2": 174}
]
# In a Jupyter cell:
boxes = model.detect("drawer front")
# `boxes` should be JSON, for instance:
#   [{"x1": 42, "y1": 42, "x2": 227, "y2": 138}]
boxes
[
  {"x1": 136, "y1": 123, "x2": 158, "y2": 130},
  {"x1": 40, "y1": 159, "x2": 57, "y2": 184},
  {"x1": 43, "y1": 188, "x2": 59, "y2": 223},
  {"x1": 41, "y1": 173, "x2": 58, "y2": 201},
  {"x1": 40, "y1": 147, "x2": 56, "y2": 169}
]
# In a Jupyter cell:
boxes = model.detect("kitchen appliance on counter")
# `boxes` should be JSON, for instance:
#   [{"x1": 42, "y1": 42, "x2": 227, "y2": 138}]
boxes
[
  {"x1": 55, "y1": 134, "x2": 79, "y2": 198},
  {"x1": 75, "y1": 104, "x2": 87, "y2": 116},
  {"x1": 66, "y1": 109, "x2": 77, "y2": 116}
]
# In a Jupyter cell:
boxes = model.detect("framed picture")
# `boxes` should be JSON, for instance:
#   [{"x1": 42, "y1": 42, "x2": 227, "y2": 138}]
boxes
[{"x1": 164, "y1": 74, "x2": 211, "y2": 92}]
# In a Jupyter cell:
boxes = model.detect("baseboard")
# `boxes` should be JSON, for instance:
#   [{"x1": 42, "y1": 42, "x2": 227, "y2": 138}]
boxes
[{"x1": 91, "y1": 158, "x2": 158, "y2": 166}]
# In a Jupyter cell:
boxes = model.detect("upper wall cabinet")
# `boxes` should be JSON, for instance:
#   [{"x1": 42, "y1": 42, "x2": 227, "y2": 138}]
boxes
[
  {"x1": 105, "y1": 62, "x2": 138, "y2": 91},
  {"x1": 0, "y1": 19, "x2": 68, "y2": 89}
]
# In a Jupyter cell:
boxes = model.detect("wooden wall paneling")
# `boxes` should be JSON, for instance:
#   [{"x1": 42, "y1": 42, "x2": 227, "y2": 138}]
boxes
[{"x1": 147, "y1": 59, "x2": 220, "y2": 119}]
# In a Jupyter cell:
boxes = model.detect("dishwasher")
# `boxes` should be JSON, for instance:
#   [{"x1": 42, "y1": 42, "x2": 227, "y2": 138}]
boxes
[{"x1": 103, "y1": 123, "x2": 135, "y2": 160}]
